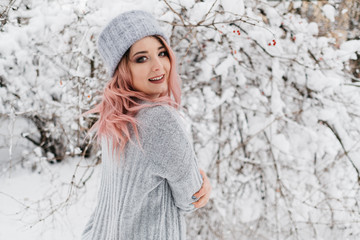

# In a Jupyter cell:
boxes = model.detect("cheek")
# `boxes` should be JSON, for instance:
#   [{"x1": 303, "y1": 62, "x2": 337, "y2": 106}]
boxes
[
  {"x1": 129, "y1": 67, "x2": 143, "y2": 91},
  {"x1": 130, "y1": 65, "x2": 146, "y2": 82},
  {"x1": 163, "y1": 58, "x2": 171, "y2": 73}
]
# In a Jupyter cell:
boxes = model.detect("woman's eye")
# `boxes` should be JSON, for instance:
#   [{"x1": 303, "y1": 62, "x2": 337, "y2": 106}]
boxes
[
  {"x1": 136, "y1": 56, "x2": 147, "y2": 63},
  {"x1": 159, "y1": 51, "x2": 169, "y2": 57}
]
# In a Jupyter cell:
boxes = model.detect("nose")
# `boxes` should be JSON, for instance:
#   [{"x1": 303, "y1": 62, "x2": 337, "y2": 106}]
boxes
[{"x1": 152, "y1": 56, "x2": 163, "y2": 72}]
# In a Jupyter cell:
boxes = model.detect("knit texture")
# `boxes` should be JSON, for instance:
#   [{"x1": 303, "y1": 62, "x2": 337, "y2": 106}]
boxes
[
  {"x1": 97, "y1": 10, "x2": 169, "y2": 77},
  {"x1": 81, "y1": 104, "x2": 203, "y2": 240}
]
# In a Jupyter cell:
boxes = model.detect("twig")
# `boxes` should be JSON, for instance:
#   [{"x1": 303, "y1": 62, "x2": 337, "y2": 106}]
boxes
[{"x1": 319, "y1": 120, "x2": 360, "y2": 185}]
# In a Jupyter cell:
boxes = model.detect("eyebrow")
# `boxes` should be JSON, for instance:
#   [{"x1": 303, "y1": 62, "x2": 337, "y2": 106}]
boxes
[{"x1": 132, "y1": 46, "x2": 165, "y2": 58}]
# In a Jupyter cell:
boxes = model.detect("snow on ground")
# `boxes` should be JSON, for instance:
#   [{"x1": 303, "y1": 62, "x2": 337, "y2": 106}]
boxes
[{"x1": 0, "y1": 158, "x2": 100, "y2": 240}]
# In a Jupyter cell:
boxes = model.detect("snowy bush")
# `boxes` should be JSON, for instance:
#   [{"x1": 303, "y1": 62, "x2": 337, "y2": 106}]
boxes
[
  {"x1": 161, "y1": 0, "x2": 360, "y2": 239},
  {"x1": 0, "y1": 0, "x2": 105, "y2": 167}
]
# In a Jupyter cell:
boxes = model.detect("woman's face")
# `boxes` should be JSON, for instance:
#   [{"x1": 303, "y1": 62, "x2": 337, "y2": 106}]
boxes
[{"x1": 128, "y1": 36, "x2": 170, "y2": 99}]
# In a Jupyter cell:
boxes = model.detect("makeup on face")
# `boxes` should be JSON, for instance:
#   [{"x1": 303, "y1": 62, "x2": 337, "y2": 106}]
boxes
[{"x1": 128, "y1": 37, "x2": 170, "y2": 99}]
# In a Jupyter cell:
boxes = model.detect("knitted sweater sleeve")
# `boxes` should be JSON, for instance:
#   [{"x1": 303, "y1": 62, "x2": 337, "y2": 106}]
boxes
[{"x1": 140, "y1": 105, "x2": 203, "y2": 213}]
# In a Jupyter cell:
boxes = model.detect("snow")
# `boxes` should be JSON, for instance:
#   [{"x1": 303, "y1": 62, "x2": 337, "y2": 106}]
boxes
[
  {"x1": 158, "y1": 10, "x2": 175, "y2": 23},
  {"x1": 0, "y1": 158, "x2": 101, "y2": 240},
  {"x1": 308, "y1": 22, "x2": 319, "y2": 36},
  {"x1": 264, "y1": 5, "x2": 282, "y2": 27},
  {"x1": 318, "y1": 108, "x2": 337, "y2": 121},
  {"x1": 322, "y1": 4, "x2": 336, "y2": 22},
  {"x1": 0, "y1": 32, "x2": 20, "y2": 56},
  {"x1": 1, "y1": 0, "x2": 360, "y2": 239},
  {"x1": 307, "y1": 69, "x2": 341, "y2": 91},
  {"x1": 293, "y1": 2, "x2": 302, "y2": 9},
  {"x1": 247, "y1": 115, "x2": 276, "y2": 137},
  {"x1": 220, "y1": 0, "x2": 244, "y2": 15},
  {"x1": 214, "y1": 55, "x2": 236, "y2": 78},
  {"x1": 179, "y1": 0, "x2": 195, "y2": 10},
  {"x1": 270, "y1": 83, "x2": 285, "y2": 116},
  {"x1": 247, "y1": 27, "x2": 273, "y2": 48},
  {"x1": 236, "y1": 72, "x2": 246, "y2": 86},
  {"x1": 340, "y1": 40, "x2": 360, "y2": 60},
  {"x1": 271, "y1": 133, "x2": 290, "y2": 158},
  {"x1": 189, "y1": 1, "x2": 220, "y2": 24}
]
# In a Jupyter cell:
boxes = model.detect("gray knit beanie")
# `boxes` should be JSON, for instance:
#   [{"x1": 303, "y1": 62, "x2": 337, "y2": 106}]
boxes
[{"x1": 97, "y1": 10, "x2": 169, "y2": 77}]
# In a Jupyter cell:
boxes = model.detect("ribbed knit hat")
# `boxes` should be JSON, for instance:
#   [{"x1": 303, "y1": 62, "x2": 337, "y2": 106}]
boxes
[{"x1": 97, "y1": 10, "x2": 169, "y2": 77}]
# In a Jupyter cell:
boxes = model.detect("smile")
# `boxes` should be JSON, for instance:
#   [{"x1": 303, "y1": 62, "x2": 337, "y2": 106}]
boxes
[{"x1": 149, "y1": 74, "x2": 164, "y2": 81}]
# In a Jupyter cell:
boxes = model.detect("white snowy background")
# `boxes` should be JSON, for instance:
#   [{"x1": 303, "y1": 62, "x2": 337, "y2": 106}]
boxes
[{"x1": 1, "y1": 0, "x2": 360, "y2": 239}]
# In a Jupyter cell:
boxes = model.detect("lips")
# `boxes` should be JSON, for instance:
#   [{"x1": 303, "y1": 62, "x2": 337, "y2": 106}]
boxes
[
  {"x1": 149, "y1": 74, "x2": 164, "y2": 81},
  {"x1": 148, "y1": 74, "x2": 166, "y2": 84}
]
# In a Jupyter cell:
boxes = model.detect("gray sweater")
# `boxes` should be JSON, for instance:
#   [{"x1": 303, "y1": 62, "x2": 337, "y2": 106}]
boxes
[{"x1": 81, "y1": 104, "x2": 203, "y2": 240}]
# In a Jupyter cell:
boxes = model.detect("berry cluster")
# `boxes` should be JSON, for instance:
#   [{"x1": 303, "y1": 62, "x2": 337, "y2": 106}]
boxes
[
  {"x1": 268, "y1": 39, "x2": 277, "y2": 46},
  {"x1": 232, "y1": 29, "x2": 241, "y2": 35}
]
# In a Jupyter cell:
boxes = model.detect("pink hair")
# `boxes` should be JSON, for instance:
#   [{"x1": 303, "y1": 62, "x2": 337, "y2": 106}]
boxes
[{"x1": 85, "y1": 36, "x2": 181, "y2": 155}]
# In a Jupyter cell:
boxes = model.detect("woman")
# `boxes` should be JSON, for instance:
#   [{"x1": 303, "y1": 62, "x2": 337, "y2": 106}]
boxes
[{"x1": 82, "y1": 10, "x2": 211, "y2": 240}]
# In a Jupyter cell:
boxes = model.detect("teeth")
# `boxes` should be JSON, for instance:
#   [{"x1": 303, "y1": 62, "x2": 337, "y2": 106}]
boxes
[{"x1": 149, "y1": 75, "x2": 164, "y2": 81}]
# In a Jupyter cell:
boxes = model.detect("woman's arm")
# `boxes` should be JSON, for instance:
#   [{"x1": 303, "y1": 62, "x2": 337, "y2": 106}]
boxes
[{"x1": 139, "y1": 105, "x2": 204, "y2": 212}]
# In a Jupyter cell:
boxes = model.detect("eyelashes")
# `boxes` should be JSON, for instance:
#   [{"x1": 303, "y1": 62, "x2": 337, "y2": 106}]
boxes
[
  {"x1": 135, "y1": 56, "x2": 147, "y2": 63},
  {"x1": 135, "y1": 51, "x2": 169, "y2": 63},
  {"x1": 159, "y1": 51, "x2": 169, "y2": 57}
]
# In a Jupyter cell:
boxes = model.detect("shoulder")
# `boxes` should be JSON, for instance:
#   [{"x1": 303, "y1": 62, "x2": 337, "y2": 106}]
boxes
[
  {"x1": 137, "y1": 104, "x2": 180, "y2": 126},
  {"x1": 137, "y1": 104, "x2": 186, "y2": 139}
]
